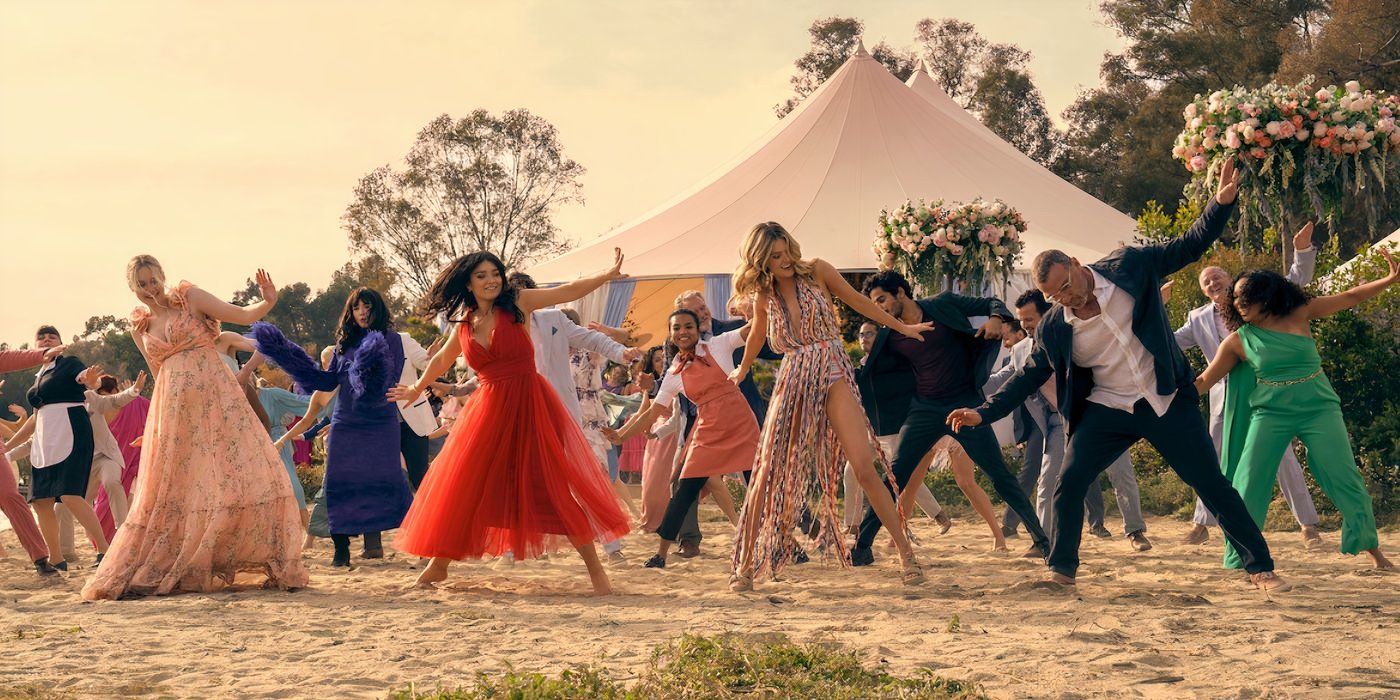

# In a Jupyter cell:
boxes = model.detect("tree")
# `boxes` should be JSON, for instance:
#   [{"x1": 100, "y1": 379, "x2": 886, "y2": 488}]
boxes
[
  {"x1": 775, "y1": 17, "x2": 917, "y2": 118},
  {"x1": 1277, "y1": 0, "x2": 1400, "y2": 86},
  {"x1": 967, "y1": 44, "x2": 1061, "y2": 166},
  {"x1": 343, "y1": 110, "x2": 585, "y2": 298},
  {"x1": 913, "y1": 18, "x2": 988, "y2": 105}
]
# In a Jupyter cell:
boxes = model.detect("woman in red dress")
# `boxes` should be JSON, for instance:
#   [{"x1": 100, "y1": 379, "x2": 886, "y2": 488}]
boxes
[{"x1": 388, "y1": 249, "x2": 632, "y2": 595}]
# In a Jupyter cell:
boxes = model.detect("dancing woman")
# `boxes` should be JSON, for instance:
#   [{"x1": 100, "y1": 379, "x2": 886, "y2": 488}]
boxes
[
  {"x1": 261, "y1": 287, "x2": 415, "y2": 568},
  {"x1": 727, "y1": 222, "x2": 930, "y2": 591},
  {"x1": 387, "y1": 249, "x2": 632, "y2": 595},
  {"x1": 1195, "y1": 247, "x2": 1396, "y2": 570},
  {"x1": 83, "y1": 255, "x2": 307, "y2": 599},
  {"x1": 605, "y1": 309, "x2": 751, "y2": 569},
  {"x1": 0, "y1": 345, "x2": 66, "y2": 574}
]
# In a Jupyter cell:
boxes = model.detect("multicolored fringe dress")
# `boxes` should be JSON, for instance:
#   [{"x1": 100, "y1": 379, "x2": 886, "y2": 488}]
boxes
[{"x1": 732, "y1": 278, "x2": 893, "y2": 581}]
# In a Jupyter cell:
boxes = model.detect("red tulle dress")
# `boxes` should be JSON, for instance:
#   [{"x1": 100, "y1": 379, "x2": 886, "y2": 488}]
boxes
[{"x1": 394, "y1": 308, "x2": 631, "y2": 560}]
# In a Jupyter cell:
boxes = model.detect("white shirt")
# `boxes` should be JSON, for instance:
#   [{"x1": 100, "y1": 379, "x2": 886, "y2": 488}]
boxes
[
  {"x1": 1066, "y1": 269, "x2": 1175, "y2": 417},
  {"x1": 394, "y1": 332, "x2": 437, "y2": 436},
  {"x1": 86, "y1": 386, "x2": 140, "y2": 467},
  {"x1": 529, "y1": 309, "x2": 627, "y2": 425},
  {"x1": 653, "y1": 329, "x2": 745, "y2": 406},
  {"x1": 30, "y1": 362, "x2": 84, "y2": 469},
  {"x1": 987, "y1": 336, "x2": 1057, "y2": 418}
]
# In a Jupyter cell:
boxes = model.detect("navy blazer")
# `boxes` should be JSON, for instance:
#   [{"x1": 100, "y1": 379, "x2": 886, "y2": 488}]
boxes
[
  {"x1": 855, "y1": 292, "x2": 1011, "y2": 435},
  {"x1": 978, "y1": 199, "x2": 1236, "y2": 434}
]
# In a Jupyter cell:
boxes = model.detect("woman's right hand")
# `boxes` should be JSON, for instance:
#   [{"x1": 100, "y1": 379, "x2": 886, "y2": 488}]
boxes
[{"x1": 387, "y1": 384, "x2": 422, "y2": 404}]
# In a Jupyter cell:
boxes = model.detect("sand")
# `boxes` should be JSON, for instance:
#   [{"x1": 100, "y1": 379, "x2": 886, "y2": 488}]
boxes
[{"x1": 1, "y1": 510, "x2": 1397, "y2": 699}]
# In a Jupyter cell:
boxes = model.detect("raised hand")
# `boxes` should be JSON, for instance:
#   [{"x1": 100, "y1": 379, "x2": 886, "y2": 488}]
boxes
[
  {"x1": 946, "y1": 408, "x2": 982, "y2": 432},
  {"x1": 1378, "y1": 247, "x2": 1398, "y2": 285},
  {"x1": 42, "y1": 344, "x2": 67, "y2": 362},
  {"x1": 603, "y1": 248, "x2": 628, "y2": 282},
  {"x1": 1159, "y1": 280, "x2": 1175, "y2": 304},
  {"x1": 255, "y1": 269, "x2": 279, "y2": 305},
  {"x1": 133, "y1": 370, "x2": 148, "y2": 393},
  {"x1": 1215, "y1": 158, "x2": 1242, "y2": 205},
  {"x1": 77, "y1": 364, "x2": 103, "y2": 389},
  {"x1": 974, "y1": 317, "x2": 1004, "y2": 340},
  {"x1": 8, "y1": 403, "x2": 26, "y2": 420},
  {"x1": 1293, "y1": 222, "x2": 1314, "y2": 252},
  {"x1": 899, "y1": 321, "x2": 934, "y2": 341}
]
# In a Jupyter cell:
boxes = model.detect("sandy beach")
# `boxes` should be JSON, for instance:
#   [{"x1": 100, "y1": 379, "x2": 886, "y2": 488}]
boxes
[{"x1": 2, "y1": 508, "x2": 1397, "y2": 699}]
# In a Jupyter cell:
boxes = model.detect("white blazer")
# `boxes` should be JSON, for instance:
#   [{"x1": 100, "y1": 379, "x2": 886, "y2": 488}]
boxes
[
  {"x1": 395, "y1": 332, "x2": 437, "y2": 436},
  {"x1": 530, "y1": 309, "x2": 627, "y2": 425}
]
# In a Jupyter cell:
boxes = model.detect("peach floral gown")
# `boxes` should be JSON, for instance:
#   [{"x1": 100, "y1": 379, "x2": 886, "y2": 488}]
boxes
[{"x1": 82, "y1": 282, "x2": 308, "y2": 599}]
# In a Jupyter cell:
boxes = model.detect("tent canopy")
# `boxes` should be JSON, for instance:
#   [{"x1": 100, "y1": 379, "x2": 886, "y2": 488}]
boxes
[{"x1": 530, "y1": 44, "x2": 1138, "y2": 285}]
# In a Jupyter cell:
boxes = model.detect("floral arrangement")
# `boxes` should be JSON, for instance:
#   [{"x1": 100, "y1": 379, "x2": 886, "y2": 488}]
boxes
[
  {"x1": 1173, "y1": 78, "x2": 1400, "y2": 238},
  {"x1": 872, "y1": 197, "x2": 1025, "y2": 293}
]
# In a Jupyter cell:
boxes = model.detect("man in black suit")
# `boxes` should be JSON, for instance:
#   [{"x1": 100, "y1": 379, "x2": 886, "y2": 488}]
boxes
[
  {"x1": 851, "y1": 271, "x2": 1051, "y2": 564},
  {"x1": 948, "y1": 159, "x2": 1286, "y2": 590}
]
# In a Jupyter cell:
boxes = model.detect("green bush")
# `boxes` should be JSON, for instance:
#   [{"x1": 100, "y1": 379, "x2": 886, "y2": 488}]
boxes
[
  {"x1": 393, "y1": 633, "x2": 983, "y2": 700},
  {"x1": 296, "y1": 462, "x2": 325, "y2": 503}
]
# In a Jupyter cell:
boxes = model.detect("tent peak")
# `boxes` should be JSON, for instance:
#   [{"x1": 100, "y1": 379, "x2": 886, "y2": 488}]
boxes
[
  {"x1": 852, "y1": 38, "x2": 868, "y2": 57},
  {"x1": 916, "y1": 57, "x2": 932, "y2": 75}
]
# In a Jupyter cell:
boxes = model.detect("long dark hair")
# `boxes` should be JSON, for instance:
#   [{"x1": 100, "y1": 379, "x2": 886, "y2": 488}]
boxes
[
  {"x1": 1223, "y1": 269, "x2": 1313, "y2": 331},
  {"x1": 663, "y1": 308, "x2": 702, "y2": 357},
  {"x1": 642, "y1": 344, "x2": 667, "y2": 397},
  {"x1": 423, "y1": 251, "x2": 525, "y2": 325},
  {"x1": 336, "y1": 287, "x2": 393, "y2": 352}
]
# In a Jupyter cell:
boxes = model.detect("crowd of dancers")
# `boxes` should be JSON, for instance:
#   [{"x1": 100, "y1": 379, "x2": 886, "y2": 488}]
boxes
[{"x1": 1, "y1": 159, "x2": 1393, "y2": 599}]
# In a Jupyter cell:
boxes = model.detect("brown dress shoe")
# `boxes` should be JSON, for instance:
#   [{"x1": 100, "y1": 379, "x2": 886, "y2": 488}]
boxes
[
  {"x1": 676, "y1": 542, "x2": 701, "y2": 558},
  {"x1": 1128, "y1": 530, "x2": 1152, "y2": 552}
]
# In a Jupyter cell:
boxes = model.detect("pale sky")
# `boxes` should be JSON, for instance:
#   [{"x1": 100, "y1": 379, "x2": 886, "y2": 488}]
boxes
[{"x1": 0, "y1": 0, "x2": 1123, "y2": 346}]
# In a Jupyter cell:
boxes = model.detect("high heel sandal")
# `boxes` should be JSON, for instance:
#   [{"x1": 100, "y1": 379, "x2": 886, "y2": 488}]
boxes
[
  {"x1": 901, "y1": 558, "x2": 926, "y2": 586},
  {"x1": 728, "y1": 572, "x2": 753, "y2": 592}
]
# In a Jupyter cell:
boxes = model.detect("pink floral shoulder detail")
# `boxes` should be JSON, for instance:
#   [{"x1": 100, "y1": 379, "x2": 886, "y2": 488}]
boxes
[
  {"x1": 130, "y1": 307, "x2": 152, "y2": 333},
  {"x1": 167, "y1": 281, "x2": 198, "y2": 308}
]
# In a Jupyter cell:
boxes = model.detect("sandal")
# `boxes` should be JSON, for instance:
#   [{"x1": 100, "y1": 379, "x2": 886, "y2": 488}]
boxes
[
  {"x1": 1250, "y1": 571, "x2": 1291, "y2": 592},
  {"x1": 644, "y1": 555, "x2": 666, "y2": 569},
  {"x1": 728, "y1": 573, "x2": 753, "y2": 592},
  {"x1": 901, "y1": 558, "x2": 926, "y2": 586}
]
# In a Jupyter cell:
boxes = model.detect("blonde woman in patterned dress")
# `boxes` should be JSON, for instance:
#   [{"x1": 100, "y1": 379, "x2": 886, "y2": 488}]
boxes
[
  {"x1": 82, "y1": 255, "x2": 308, "y2": 599},
  {"x1": 728, "y1": 222, "x2": 930, "y2": 591}
]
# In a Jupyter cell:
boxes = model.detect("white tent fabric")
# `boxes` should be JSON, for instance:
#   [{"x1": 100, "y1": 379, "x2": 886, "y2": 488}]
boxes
[
  {"x1": 530, "y1": 44, "x2": 1138, "y2": 284},
  {"x1": 1319, "y1": 227, "x2": 1400, "y2": 291}
]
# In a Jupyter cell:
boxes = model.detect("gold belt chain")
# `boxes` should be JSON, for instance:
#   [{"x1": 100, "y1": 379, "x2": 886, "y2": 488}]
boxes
[{"x1": 1255, "y1": 368, "x2": 1322, "y2": 387}]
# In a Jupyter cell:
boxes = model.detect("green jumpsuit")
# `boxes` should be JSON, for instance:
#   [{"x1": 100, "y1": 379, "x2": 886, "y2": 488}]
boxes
[{"x1": 1221, "y1": 324, "x2": 1378, "y2": 569}]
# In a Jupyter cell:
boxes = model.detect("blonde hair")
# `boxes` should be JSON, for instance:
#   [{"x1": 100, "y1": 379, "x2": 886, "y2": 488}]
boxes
[
  {"x1": 732, "y1": 221, "x2": 813, "y2": 295},
  {"x1": 126, "y1": 254, "x2": 166, "y2": 292}
]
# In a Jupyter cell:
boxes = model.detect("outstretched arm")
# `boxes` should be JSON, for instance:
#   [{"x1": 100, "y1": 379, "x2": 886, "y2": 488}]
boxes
[
  {"x1": 814, "y1": 259, "x2": 930, "y2": 340},
  {"x1": 519, "y1": 248, "x2": 628, "y2": 312},
  {"x1": 186, "y1": 269, "x2": 279, "y2": 325},
  {"x1": 386, "y1": 325, "x2": 464, "y2": 406},
  {"x1": 273, "y1": 390, "x2": 335, "y2": 449},
  {"x1": 1304, "y1": 248, "x2": 1398, "y2": 320},
  {"x1": 1286, "y1": 223, "x2": 1317, "y2": 285},
  {"x1": 730, "y1": 291, "x2": 769, "y2": 384},
  {"x1": 1146, "y1": 159, "x2": 1241, "y2": 276},
  {"x1": 947, "y1": 341, "x2": 1055, "y2": 431},
  {"x1": 1195, "y1": 332, "x2": 1244, "y2": 394}
]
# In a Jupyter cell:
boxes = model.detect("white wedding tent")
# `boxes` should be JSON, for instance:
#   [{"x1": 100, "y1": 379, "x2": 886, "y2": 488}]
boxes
[{"x1": 531, "y1": 43, "x2": 1138, "y2": 337}]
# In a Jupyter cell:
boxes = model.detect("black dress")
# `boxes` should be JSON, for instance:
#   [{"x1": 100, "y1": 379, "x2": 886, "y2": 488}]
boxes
[{"x1": 26, "y1": 355, "x2": 94, "y2": 501}]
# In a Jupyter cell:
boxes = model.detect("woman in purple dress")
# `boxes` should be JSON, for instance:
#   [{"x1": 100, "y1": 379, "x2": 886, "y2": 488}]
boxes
[{"x1": 257, "y1": 288, "x2": 414, "y2": 568}]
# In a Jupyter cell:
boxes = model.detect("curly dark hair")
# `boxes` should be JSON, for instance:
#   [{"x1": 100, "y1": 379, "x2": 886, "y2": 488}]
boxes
[
  {"x1": 423, "y1": 251, "x2": 525, "y2": 325},
  {"x1": 1223, "y1": 269, "x2": 1313, "y2": 331},
  {"x1": 861, "y1": 269, "x2": 914, "y2": 299}
]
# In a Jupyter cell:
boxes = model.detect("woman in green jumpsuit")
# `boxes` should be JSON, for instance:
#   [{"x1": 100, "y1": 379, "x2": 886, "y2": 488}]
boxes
[{"x1": 1195, "y1": 246, "x2": 1395, "y2": 571}]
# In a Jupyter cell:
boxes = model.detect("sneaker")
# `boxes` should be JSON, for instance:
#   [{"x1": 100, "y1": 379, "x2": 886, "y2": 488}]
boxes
[
  {"x1": 1127, "y1": 531, "x2": 1153, "y2": 552},
  {"x1": 1089, "y1": 524, "x2": 1112, "y2": 538},
  {"x1": 34, "y1": 558, "x2": 60, "y2": 576},
  {"x1": 643, "y1": 555, "x2": 666, "y2": 569},
  {"x1": 850, "y1": 546, "x2": 874, "y2": 567},
  {"x1": 1182, "y1": 525, "x2": 1210, "y2": 545},
  {"x1": 607, "y1": 550, "x2": 627, "y2": 563}
]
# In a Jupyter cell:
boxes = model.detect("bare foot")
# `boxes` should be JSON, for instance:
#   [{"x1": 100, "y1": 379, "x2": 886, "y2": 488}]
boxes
[
  {"x1": 1367, "y1": 548, "x2": 1393, "y2": 570},
  {"x1": 588, "y1": 569, "x2": 613, "y2": 596},
  {"x1": 411, "y1": 561, "x2": 448, "y2": 589},
  {"x1": 1046, "y1": 572, "x2": 1076, "y2": 585},
  {"x1": 992, "y1": 540, "x2": 1009, "y2": 553},
  {"x1": 1250, "y1": 571, "x2": 1290, "y2": 592},
  {"x1": 1182, "y1": 524, "x2": 1209, "y2": 545}
]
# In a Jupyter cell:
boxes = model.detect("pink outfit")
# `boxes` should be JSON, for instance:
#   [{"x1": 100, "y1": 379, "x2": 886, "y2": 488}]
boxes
[
  {"x1": 0, "y1": 350, "x2": 49, "y2": 562},
  {"x1": 93, "y1": 395, "x2": 150, "y2": 540},
  {"x1": 638, "y1": 408, "x2": 678, "y2": 532},
  {"x1": 82, "y1": 283, "x2": 308, "y2": 599}
]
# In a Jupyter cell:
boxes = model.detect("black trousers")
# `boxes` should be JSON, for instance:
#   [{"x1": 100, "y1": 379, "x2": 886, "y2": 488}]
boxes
[
  {"x1": 857, "y1": 391, "x2": 1050, "y2": 552},
  {"x1": 1003, "y1": 416, "x2": 1108, "y2": 533},
  {"x1": 1050, "y1": 391, "x2": 1274, "y2": 577},
  {"x1": 657, "y1": 477, "x2": 710, "y2": 542},
  {"x1": 400, "y1": 421, "x2": 431, "y2": 490},
  {"x1": 671, "y1": 466, "x2": 702, "y2": 546}
]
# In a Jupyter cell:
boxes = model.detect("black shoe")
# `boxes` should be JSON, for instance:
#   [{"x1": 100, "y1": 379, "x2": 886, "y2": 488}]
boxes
[
  {"x1": 34, "y1": 558, "x2": 60, "y2": 576},
  {"x1": 1089, "y1": 524, "x2": 1112, "y2": 538},
  {"x1": 1022, "y1": 544, "x2": 1047, "y2": 559},
  {"x1": 361, "y1": 548, "x2": 384, "y2": 560},
  {"x1": 644, "y1": 555, "x2": 666, "y2": 569},
  {"x1": 95, "y1": 552, "x2": 105, "y2": 566},
  {"x1": 1001, "y1": 524, "x2": 1019, "y2": 538},
  {"x1": 53, "y1": 560, "x2": 68, "y2": 572},
  {"x1": 850, "y1": 546, "x2": 874, "y2": 567},
  {"x1": 792, "y1": 547, "x2": 810, "y2": 565},
  {"x1": 331, "y1": 552, "x2": 352, "y2": 568}
]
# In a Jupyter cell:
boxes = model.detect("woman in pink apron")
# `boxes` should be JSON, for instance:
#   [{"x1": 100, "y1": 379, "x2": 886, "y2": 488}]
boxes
[{"x1": 607, "y1": 309, "x2": 757, "y2": 569}]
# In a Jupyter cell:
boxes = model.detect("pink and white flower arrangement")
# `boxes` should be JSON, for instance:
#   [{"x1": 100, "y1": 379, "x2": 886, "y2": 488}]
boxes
[
  {"x1": 1174, "y1": 78, "x2": 1399, "y2": 235},
  {"x1": 874, "y1": 197, "x2": 1025, "y2": 293}
]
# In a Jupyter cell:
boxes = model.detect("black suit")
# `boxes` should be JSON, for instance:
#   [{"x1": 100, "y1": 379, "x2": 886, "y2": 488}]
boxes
[
  {"x1": 977, "y1": 199, "x2": 1274, "y2": 577},
  {"x1": 852, "y1": 293, "x2": 1050, "y2": 553}
]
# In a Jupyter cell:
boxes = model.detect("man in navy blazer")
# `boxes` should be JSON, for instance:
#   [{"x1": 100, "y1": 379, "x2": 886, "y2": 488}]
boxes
[{"x1": 948, "y1": 160, "x2": 1286, "y2": 590}]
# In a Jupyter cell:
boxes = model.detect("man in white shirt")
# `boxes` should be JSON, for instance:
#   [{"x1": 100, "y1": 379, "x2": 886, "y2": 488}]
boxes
[
  {"x1": 1169, "y1": 224, "x2": 1322, "y2": 545},
  {"x1": 950, "y1": 160, "x2": 1285, "y2": 590}
]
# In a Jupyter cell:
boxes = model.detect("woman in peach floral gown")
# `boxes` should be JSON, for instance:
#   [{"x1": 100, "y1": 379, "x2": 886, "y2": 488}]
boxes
[{"x1": 82, "y1": 255, "x2": 308, "y2": 600}]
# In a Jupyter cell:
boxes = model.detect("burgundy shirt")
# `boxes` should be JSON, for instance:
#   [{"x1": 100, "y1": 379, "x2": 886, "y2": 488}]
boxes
[{"x1": 886, "y1": 321, "x2": 973, "y2": 400}]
